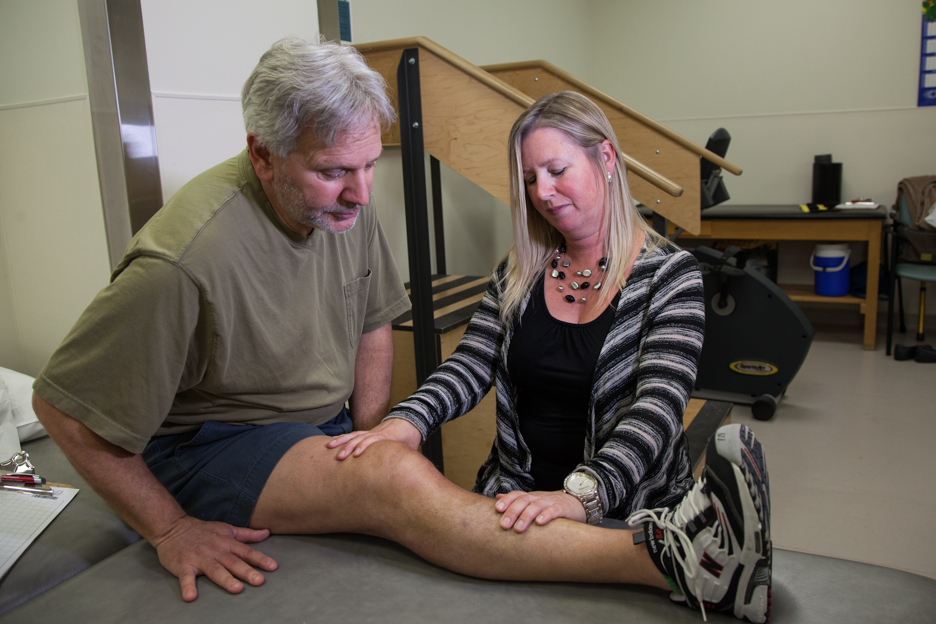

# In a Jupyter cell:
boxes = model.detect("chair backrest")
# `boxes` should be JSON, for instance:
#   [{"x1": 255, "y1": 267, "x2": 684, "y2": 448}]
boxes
[
  {"x1": 700, "y1": 128, "x2": 731, "y2": 210},
  {"x1": 898, "y1": 195, "x2": 913, "y2": 227},
  {"x1": 896, "y1": 193, "x2": 936, "y2": 265},
  {"x1": 896, "y1": 175, "x2": 936, "y2": 230}
]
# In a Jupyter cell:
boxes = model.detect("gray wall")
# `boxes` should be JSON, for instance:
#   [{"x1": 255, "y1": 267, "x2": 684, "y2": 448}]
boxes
[
  {"x1": 0, "y1": 0, "x2": 319, "y2": 376},
  {"x1": 0, "y1": 0, "x2": 110, "y2": 376},
  {"x1": 2, "y1": 0, "x2": 933, "y2": 376},
  {"x1": 590, "y1": 1, "x2": 934, "y2": 288}
]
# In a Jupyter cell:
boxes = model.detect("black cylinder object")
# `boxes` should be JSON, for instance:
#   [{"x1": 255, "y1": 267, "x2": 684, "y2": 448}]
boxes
[{"x1": 812, "y1": 160, "x2": 842, "y2": 206}]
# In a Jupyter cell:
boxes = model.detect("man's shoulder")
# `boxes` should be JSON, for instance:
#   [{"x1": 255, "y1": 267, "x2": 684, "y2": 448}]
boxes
[
  {"x1": 118, "y1": 152, "x2": 261, "y2": 269},
  {"x1": 173, "y1": 153, "x2": 249, "y2": 203}
]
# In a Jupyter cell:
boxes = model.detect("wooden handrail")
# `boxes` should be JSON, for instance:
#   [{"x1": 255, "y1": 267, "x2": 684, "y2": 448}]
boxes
[
  {"x1": 355, "y1": 37, "x2": 531, "y2": 108},
  {"x1": 623, "y1": 153, "x2": 683, "y2": 197},
  {"x1": 482, "y1": 60, "x2": 743, "y2": 176},
  {"x1": 354, "y1": 38, "x2": 684, "y2": 198}
]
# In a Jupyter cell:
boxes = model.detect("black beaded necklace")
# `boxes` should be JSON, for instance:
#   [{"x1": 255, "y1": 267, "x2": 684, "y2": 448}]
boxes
[{"x1": 550, "y1": 243, "x2": 608, "y2": 304}]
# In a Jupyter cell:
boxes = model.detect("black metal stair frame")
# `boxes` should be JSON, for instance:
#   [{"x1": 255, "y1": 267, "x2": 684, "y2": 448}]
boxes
[{"x1": 396, "y1": 48, "x2": 445, "y2": 471}]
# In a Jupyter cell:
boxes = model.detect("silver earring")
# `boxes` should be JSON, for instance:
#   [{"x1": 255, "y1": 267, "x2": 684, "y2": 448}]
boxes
[{"x1": 606, "y1": 171, "x2": 612, "y2": 183}]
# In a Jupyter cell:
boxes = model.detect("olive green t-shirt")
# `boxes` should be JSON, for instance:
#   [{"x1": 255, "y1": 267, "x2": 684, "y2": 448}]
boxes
[{"x1": 34, "y1": 151, "x2": 410, "y2": 454}]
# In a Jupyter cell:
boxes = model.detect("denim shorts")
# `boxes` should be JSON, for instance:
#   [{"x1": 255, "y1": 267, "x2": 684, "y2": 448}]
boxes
[{"x1": 142, "y1": 409, "x2": 352, "y2": 526}]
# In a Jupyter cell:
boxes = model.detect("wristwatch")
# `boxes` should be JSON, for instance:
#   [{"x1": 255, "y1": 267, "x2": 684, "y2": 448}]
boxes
[{"x1": 563, "y1": 471, "x2": 603, "y2": 525}]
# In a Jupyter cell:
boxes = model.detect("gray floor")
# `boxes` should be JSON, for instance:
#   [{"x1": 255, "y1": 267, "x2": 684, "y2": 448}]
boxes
[{"x1": 729, "y1": 306, "x2": 936, "y2": 580}]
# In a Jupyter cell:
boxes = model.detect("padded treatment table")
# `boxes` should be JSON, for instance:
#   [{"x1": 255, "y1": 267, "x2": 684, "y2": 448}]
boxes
[
  {"x1": 0, "y1": 401, "x2": 724, "y2": 615},
  {"x1": 2, "y1": 525, "x2": 935, "y2": 623},
  {"x1": 5, "y1": 425, "x2": 936, "y2": 622},
  {"x1": 0, "y1": 437, "x2": 140, "y2": 614}
]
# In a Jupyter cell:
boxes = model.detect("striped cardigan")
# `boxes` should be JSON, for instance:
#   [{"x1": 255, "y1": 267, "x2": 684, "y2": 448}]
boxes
[{"x1": 387, "y1": 243, "x2": 705, "y2": 519}]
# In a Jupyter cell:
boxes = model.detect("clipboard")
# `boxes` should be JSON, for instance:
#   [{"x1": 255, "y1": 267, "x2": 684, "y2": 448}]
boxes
[{"x1": 0, "y1": 483, "x2": 79, "y2": 580}]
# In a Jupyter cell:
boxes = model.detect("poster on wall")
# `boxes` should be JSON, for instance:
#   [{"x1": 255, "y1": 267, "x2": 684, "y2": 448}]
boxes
[
  {"x1": 339, "y1": 1, "x2": 352, "y2": 42},
  {"x1": 920, "y1": 6, "x2": 936, "y2": 106}
]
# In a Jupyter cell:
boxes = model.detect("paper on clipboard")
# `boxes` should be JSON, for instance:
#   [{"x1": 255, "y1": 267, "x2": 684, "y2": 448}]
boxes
[{"x1": 0, "y1": 486, "x2": 78, "y2": 580}]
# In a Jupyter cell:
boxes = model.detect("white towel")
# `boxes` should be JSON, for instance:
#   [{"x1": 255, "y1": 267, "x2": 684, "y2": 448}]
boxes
[
  {"x1": 0, "y1": 367, "x2": 47, "y2": 444},
  {"x1": 925, "y1": 201, "x2": 936, "y2": 229},
  {"x1": 0, "y1": 382, "x2": 20, "y2": 459}
]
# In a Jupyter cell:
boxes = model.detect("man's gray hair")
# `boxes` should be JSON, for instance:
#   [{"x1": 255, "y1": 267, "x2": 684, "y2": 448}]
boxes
[{"x1": 242, "y1": 36, "x2": 395, "y2": 156}]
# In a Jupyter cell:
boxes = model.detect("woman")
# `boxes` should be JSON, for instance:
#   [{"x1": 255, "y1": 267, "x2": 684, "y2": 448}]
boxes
[{"x1": 330, "y1": 91, "x2": 704, "y2": 532}]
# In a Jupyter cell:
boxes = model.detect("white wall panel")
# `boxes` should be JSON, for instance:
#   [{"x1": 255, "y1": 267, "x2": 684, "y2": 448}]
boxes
[
  {"x1": 588, "y1": 0, "x2": 936, "y2": 315},
  {"x1": 0, "y1": 100, "x2": 110, "y2": 375},
  {"x1": 140, "y1": 0, "x2": 319, "y2": 196},
  {"x1": 150, "y1": 96, "x2": 247, "y2": 199},
  {"x1": 352, "y1": 0, "x2": 591, "y2": 73},
  {"x1": 0, "y1": 0, "x2": 108, "y2": 375},
  {"x1": 352, "y1": 0, "x2": 590, "y2": 278},
  {"x1": 369, "y1": 149, "x2": 408, "y2": 278},
  {"x1": 368, "y1": 150, "x2": 513, "y2": 283},
  {"x1": 589, "y1": 1, "x2": 920, "y2": 120},
  {"x1": 668, "y1": 107, "x2": 936, "y2": 210},
  {"x1": 586, "y1": 0, "x2": 935, "y2": 212},
  {"x1": 0, "y1": 201, "x2": 20, "y2": 371},
  {"x1": 141, "y1": 0, "x2": 319, "y2": 96},
  {"x1": 0, "y1": 0, "x2": 87, "y2": 106}
]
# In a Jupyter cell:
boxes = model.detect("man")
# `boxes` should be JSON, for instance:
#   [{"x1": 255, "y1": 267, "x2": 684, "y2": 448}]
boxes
[{"x1": 33, "y1": 38, "x2": 772, "y2": 623}]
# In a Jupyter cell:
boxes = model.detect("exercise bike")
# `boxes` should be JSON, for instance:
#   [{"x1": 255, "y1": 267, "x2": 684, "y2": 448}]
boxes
[{"x1": 691, "y1": 246, "x2": 814, "y2": 420}]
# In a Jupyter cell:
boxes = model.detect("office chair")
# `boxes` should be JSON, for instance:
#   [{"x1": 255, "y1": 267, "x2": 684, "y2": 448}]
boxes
[
  {"x1": 667, "y1": 128, "x2": 731, "y2": 240},
  {"x1": 885, "y1": 194, "x2": 936, "y2": 355},
  {"x1": 701, "y1": 128, "x2": 730, "y2": 210}
]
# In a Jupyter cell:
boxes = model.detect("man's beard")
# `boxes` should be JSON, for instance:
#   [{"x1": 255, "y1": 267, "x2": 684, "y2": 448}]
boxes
[{"x1": 273, "y1": 172, "x2": 362, "y2": 234}]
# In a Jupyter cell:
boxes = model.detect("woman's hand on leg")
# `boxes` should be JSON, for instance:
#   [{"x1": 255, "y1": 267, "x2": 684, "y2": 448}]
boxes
[
  {"x1": 494, "y1": 490, "x2": 587, "y2": 533},
  {"x1": 327, "y1": 417, "x2": 422, "y2": 459}
]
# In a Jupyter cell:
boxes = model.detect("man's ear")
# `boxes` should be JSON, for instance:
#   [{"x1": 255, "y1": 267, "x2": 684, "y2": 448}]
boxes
[{"x1": 247, "y1": 134, "x2": 275, "y2": 182}]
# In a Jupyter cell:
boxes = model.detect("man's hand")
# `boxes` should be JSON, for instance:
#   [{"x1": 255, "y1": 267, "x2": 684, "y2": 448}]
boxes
[
  {"x1": 152, "y1": 515, "x2": 278, "y2": 602},
  {"x1": 494, "y1": 490, "x2": 587, "y2": 533},
  {"x1": 32, "y1": 394, "x2": 279, "y2": 603},
  {"x1": 327, "y1": 417, "x2": 422, "y2": 459}
]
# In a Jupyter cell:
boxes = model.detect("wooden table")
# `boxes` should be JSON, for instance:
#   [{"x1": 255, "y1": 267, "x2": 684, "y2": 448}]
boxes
[{"x1": 671, "y1": 204, "x2": 887, "y2": 350}]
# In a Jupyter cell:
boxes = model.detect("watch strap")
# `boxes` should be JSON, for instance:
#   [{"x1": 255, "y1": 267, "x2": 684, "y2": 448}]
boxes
[
  {"x1": 563, "y1": 475, "x2": 603, "y2": 525},
  {"x1": 578, "y1": 490, "x2": 602, "y2": 525}
]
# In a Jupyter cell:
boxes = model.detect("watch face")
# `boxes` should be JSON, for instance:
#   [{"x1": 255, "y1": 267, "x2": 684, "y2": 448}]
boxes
[{"x1": 566, "y1": 472, "x2": 596, "y2": 495}]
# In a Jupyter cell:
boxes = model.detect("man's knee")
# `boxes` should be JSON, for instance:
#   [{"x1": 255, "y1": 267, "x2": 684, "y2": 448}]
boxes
[
  {"x1": 336, "y1": 439, "x2": 446, "y2": 501},
  {"x1": 353, "y1": 439, "x2": 438, "y2": 478}
]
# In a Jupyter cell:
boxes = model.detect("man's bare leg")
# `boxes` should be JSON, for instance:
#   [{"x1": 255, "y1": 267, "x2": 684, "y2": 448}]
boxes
[{"x1": 250, "y1": 438, "x2": 668, "y2": 589}]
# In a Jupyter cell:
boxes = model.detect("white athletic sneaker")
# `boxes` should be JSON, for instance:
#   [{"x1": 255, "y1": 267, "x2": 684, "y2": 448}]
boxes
[{"x1": 628, "y1": 424, "x2": 771, "y2": 622}]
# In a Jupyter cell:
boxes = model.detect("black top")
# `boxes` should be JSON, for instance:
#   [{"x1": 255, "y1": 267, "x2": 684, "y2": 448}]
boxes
[{"x1": 507, "y1": 276, "x2": 620, "y2": 490}]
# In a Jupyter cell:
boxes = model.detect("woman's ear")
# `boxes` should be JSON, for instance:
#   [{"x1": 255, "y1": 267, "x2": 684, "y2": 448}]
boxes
[{"x1": 598, "y1": 139, "x2": 616, "y2": 174}]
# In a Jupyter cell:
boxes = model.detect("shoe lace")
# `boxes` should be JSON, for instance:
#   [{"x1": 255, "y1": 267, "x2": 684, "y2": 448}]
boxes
[{"x1": 628, "y1": 479, "x2": 711, "y2": 622}]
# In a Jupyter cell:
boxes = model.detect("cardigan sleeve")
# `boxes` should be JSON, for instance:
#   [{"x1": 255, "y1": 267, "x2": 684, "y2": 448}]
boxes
[
  {"x1": 383, "y1": 264, "x2": 509, "y2": 441},
  {"x1": 578, "y1": 249, "x2": 704, "y2": 518}
]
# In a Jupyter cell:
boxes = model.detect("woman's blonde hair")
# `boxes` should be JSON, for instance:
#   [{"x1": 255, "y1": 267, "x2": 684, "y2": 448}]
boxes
[{"x1": 499, "y1": 91, "x2": 664, "y2": 325}]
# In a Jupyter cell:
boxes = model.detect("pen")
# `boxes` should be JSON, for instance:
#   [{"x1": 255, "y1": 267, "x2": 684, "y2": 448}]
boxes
[
  {"x1": 0, "y1": 483, "x2": 54, "y2": 496},
  {"x1": 1, "y1": 474, "x2": 46, "y2": 485}
]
